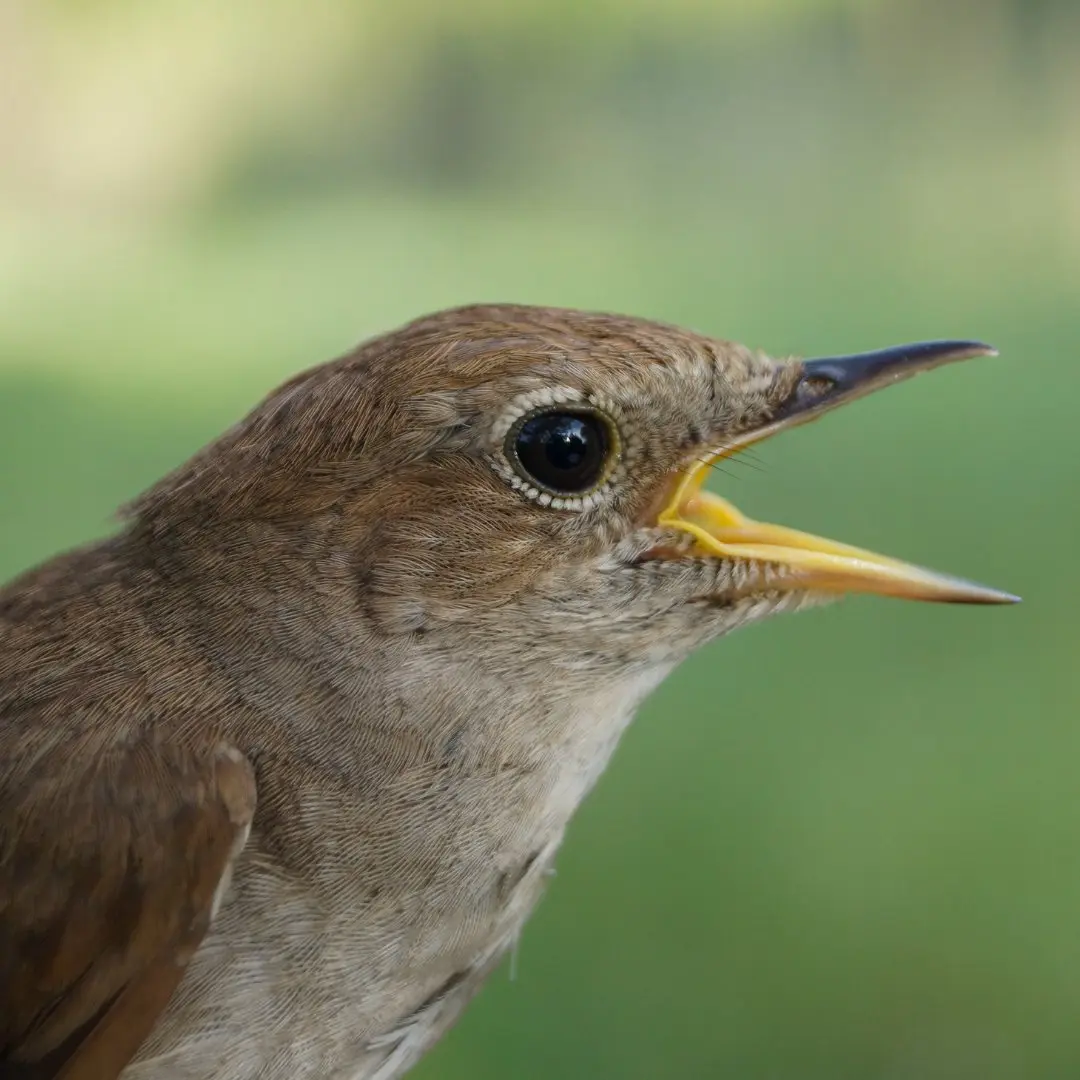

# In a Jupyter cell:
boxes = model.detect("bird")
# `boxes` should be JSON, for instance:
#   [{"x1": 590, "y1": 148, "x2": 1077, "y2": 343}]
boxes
[{"x1": 0, "y1": 303, "x2": 1017, "y2": 1080}]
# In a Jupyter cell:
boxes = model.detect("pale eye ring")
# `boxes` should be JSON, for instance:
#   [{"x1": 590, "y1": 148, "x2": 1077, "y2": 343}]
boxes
[{"x1": 506, "y1": 407, "x2": 617, "y2": 497}]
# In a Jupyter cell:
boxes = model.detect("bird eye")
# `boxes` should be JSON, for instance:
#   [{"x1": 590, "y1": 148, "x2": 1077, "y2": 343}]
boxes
[{"x1": 508, "y1": 409, "x2": 613, "y2": 497}]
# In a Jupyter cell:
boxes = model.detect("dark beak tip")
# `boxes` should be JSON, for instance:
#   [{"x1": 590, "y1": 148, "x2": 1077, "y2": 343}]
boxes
[
  {"x1": 865, "y1": 338, "x2": 1000, "y2": 366},
  {"x1": 977, "y1": 590, "x2": 1023, "y2": 606},
  {"x1": 898, "y1": 339, "x2": 999, "y2": 360},
  {"x1": 798, "y1": 338, "x2": 1002, "y2": 401},
  {"x1": 950, "y1": 340, "x2": 998, "y2": 360},
  {"x1": 949, "y1": 583, "x2": 1022, "y2": 605}
]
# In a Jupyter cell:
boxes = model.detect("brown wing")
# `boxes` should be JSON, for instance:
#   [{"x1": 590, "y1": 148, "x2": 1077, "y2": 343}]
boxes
[{"x1": 0, "y1": 736, "x2": 256, "y2": 1080}]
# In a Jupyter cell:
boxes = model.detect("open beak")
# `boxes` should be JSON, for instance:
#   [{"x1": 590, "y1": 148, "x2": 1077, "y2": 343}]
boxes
[{"x1": 656, "y1": 341, "x2": 1020, "y2": 604}]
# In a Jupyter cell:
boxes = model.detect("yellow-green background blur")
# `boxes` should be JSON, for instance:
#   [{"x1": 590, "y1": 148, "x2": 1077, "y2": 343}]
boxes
[{"x1": 1, "y1": 1, "x2": 1076, "y2": 1077}]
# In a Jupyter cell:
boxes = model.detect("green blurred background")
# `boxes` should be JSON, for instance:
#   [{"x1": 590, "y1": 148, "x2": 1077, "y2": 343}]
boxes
[{"x1": 1, "y1": 1, "x2": 1077, "y2": 1077}]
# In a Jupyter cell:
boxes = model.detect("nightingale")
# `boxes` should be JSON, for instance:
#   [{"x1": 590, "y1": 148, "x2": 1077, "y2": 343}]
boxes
[{"x1": 0, "y1": 304, "x2": 1017, "y2": 1080}]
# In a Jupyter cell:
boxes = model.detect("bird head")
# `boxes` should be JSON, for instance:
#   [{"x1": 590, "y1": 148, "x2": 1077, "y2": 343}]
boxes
[{"x1": 132, "y1": 304, "x2": 1016, "y2": 688}]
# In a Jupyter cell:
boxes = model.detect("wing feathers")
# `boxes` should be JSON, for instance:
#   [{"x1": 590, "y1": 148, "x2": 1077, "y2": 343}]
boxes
[{"x1": 0, "y1": 740, "x2": 256, "y2": 1080}]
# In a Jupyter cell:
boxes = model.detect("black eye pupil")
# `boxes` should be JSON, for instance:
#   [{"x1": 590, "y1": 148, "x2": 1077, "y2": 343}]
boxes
[{"x1": 512, "y1": 411, "x2": 610, "y2": 495}]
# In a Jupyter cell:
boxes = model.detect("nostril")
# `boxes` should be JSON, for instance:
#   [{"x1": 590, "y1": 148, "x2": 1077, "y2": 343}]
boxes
[{"x1": 796, "y1": 372, "x2": 838, "y2": 403}]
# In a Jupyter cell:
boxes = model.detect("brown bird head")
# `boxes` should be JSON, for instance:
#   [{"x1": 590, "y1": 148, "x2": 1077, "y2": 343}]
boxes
[
  {"x1": 130, "y1": 303, "x2": 1016, "y2": 695},
  {"x1": 0, "y1": 303, "x2": 1018, "y2": 1080}
]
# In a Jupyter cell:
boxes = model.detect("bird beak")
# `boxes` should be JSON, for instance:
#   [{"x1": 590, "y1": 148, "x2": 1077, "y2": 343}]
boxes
[{"x1": 656, "y1": 341, "x2": 1020, "y2": 604}]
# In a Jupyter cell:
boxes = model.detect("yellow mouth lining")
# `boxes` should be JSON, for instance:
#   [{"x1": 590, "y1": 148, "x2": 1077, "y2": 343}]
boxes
[{"x1": 656, "y1": 456, "x2": 1018, "y2": 604}]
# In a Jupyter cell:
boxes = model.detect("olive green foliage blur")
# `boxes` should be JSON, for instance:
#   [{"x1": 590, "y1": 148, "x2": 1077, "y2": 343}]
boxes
[{"x1": 1, "y1": 2, "x2": 1077, "y2": 1078}]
